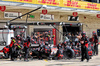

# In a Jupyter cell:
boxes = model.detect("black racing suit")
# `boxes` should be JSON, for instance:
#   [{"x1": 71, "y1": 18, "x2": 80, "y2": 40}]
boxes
[
  {"x1": 23, "y1": 38, "x2": 31, "y2": 61},
  {"x1": 80, "y1": 36, "x2": 89, "y2": 61},
  {"x1": 93, "y1": 35, "x2": 98, "y2": 55},
  {"x1": 9, "y1": 39, "x2": 20, "y2": 61},
  {"x1": 38, "y1": 43, "x2": 44, "y2": 59},
  {"x1": 44, "y1": 45, "x2": 51, "y2": 57},
  {"x1": 11, "y1": 43, "x2": 19, "y2": 60}
]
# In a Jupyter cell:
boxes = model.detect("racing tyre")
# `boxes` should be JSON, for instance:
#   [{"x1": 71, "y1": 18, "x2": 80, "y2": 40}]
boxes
[{"x1": 63, "y1": 47, "x2": 75, "y2": 59}]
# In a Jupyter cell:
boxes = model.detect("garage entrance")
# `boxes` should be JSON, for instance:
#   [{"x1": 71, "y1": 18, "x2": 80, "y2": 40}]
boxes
[
  {"x1": 33, "y1": 25, "x2": 56, "y2": 46},
  {"x1": 63, "y1": 23, "x2": 82, "y2": 36}
]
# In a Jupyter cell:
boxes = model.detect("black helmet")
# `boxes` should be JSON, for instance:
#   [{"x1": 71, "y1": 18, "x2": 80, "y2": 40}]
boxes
[
  {"x1": 57, "y1": 44, "x2": 62, "y2": 49},
  {"x1": 27, "y1": 35, "x2": 30, "y2": 38},
  {"x1": 33, "y1": 33, "x2": 34, "y2": 35},
  {"x1": 11, "y1": 37, "x2": 15, "y2": 39},
  {"x1": 45, "y1": 42, "x2": 48, "y2": 45},
  {"x1": 81, "y1": 31, "x2": 86, "y2": 37},
  {"x1": 26, "y1": 35, "x2": 31, "y2": 42},
  {"x1": 6, "y1": 45, "x2": 9, "y2": 48}
]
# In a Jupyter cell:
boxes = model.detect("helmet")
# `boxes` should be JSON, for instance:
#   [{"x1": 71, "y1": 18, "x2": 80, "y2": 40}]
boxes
[
  {"x1": 27, "y1": 35, "x2": 30, "y2": 38},
  {"x1": 81, "y1": 31, "x2": 86, "y2": 37},
  {"x1": 6, "y1": 45, "x2": 9, "y2": 48},
  {"x1": 49, "y1": 31, "x2": 51, "y2": 32},
  {"x1": 45, "y1": 42, "x2": 48, "y2": 45},
  {"x1": 11, "y1": 37, "x2": 15, "y2": 39},
  {"x1": 33, "y1": 33, "x2": 34, "y2": 35},
  {"x1": 59, "y1": 44, "x2": 62, "y2": 47},
  {"x1": 26, "y1": 35, "x2": 31, "y2": 42},
  {"x1": 92, "y1": 31, "x2": 96, "y2": 35},
  {"x1": 57, "y1": 44, "x2": 62, "y2": 49},
  {"x1": 16, "y1": 35, "x2": 20, "y2": 40}
]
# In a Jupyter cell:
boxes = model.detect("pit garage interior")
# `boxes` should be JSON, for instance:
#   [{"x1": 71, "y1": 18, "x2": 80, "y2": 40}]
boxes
[{"x1": 63, "y1": 23, "x2": 82, "y2": 36}]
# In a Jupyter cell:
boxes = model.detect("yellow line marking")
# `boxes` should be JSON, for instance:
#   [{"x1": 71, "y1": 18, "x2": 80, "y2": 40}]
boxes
[{"x1": 44, "y1": 59, "x2": 48, "y2": 62}]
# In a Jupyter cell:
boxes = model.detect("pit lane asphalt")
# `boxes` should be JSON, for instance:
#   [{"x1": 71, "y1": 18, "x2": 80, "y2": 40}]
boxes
[{"x1": 0, "y1": 45, "x2": 100, "y2": 66}]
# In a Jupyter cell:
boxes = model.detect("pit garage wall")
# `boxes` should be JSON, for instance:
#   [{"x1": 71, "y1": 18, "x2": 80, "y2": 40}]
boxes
[
  {"x1": 0, "y1": 8, "x2": 100, "y2": 41},
  {"x1": 79, "y1": 15, "x2": 100, "y2": 39}
]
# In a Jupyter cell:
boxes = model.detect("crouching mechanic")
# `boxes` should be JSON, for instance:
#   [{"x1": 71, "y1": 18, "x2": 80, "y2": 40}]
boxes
[
  {"x1": 0, "y1": 46, "x2": 10, "y2": 59},
  {"x1": 44, "y1": 42, "x2": 51, "y2": 59},
  {"x1": 80, "y1": 31, "x2": 89, "y2": 62},
  {"x1": 56, "y1": 44, "x2": 64, "y2": 59}
]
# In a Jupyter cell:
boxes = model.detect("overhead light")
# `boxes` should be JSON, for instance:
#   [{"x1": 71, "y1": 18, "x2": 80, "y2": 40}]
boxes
[
  {"x1": 24, "y1": 26, "x2": 27, "y2": 28},
  {"x1": 37, "y1": 22, "x2": 39, "y2": 25},
  {"x1": 75, "y1": 9, "x2": 89, "y2": 12},
  {"x1": 0, "y1": 1, "x2": 41, "y2": 8},
  {"x1": 42, "y1": 5, "x2": 47, "y2": 9},
  {"x1": 77, "y1": 23, "x2": 82, "y2": 26},
  {"x1": 46, "y1": 6, "x2": 60, "y2": 10},
  {"x1": 0, "y1": 1, "x2": 24, "y2": 6},
  {"x1": 89, "y1": 10, "x2": 100, "y2": 13},
  {"x1": 4, "y1": 25, "x2": 8, "y2": 28},
  {"x1": 16, "y1": 3, "x2": 24, "y2": 6},
  {"x1": 60, "y1": 7, "x2": 75, "y2": 11},
  {"x1": 10, "y1": 3, "x2": 24, "y2": 6},
  {"x1": 0, "y1": 1, "x2": 10, "y2": 5},
  {"x1": 20, "y1": 4, "x2": 41, "y2": 8},
  {"x1": 97, "y1": 12, "x2": 100, "y2": 13},
  {"x1": 60, "y1": 22, "x2": 63, "y2": 25},
  {"x1": 0, "y1": 1, "x2": 19, "y2": 6}
]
